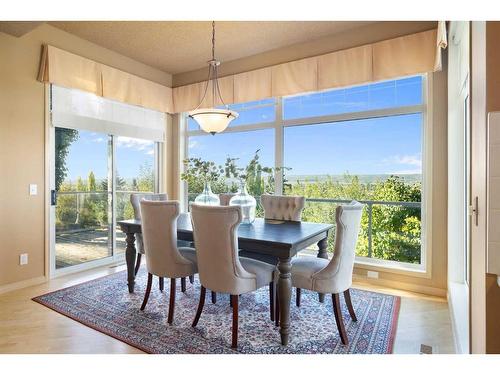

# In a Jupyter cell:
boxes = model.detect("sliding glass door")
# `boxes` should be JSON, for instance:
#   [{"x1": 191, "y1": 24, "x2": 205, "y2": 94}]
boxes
[{"x1": 54, "y1": 128, "x2": 113, "y2": 269}]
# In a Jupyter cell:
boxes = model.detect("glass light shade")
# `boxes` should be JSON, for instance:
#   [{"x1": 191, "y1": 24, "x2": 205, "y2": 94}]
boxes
[{"x1": 189, "y1": 108, "x2": 238, "y2": 135}]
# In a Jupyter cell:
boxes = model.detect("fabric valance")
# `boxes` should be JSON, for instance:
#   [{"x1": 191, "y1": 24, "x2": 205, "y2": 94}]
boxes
[
  {"x1": 38, "y1": 45, "x2": 173, "y2": 113},
  {"x1": 172, "y1": 27, "x2": 447, "y2": 113}
]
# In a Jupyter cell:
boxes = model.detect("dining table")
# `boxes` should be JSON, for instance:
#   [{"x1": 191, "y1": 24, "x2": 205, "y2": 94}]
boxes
[{"x1": 118, "y1": 213, "x2": 333, "y2": 346}]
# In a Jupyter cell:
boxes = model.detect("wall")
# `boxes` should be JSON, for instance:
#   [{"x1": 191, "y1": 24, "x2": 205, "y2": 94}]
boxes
[
  {"x1": 0, "y1": 24, "x2": 172, "y2": 289},
  {"x1": 485, "y1": 21, "x2": 500, "y2": 354}
]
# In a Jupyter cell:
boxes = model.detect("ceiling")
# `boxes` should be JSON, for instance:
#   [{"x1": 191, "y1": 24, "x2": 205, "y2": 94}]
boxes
[{"x1": 48, "y1": 21, "x2": 376, "y2": 75}]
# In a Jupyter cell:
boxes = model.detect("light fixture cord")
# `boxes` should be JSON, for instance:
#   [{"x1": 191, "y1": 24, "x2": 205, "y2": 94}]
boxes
[{"x1": 212, "y1": 21, "x2": 215, "y2": 61}]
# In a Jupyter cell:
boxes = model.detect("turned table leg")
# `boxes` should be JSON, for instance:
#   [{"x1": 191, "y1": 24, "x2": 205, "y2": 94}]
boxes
[
  {"x1": 277, "y1": 257, "x2": 292, "y2": 346},
  {"x1": 317, "y1": 235, "x2": 329, "y2": 303},
  {"x1": 125, "y1": 232, "x2": 137, "y2": 293}
]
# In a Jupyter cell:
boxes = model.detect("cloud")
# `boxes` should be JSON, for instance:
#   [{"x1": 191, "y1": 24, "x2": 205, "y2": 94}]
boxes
[
  {"x1": 381, "y1": 153, "x2": 422, "y2": 174},
  {"x1": 145, "y1": 149, "x2": 154, "y2": 155},
  {"x1": 93, "y1": 137, "x2": 105, "y2": 143},
  {"x1": 188, "y1": 140, "x2": 199, "y2": 149},
  {"x1": 116, "y1": 137, "x2": 153, "y2": 151}
]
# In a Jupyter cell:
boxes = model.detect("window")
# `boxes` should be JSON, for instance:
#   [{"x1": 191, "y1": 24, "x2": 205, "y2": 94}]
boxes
[
  {"x1": 184, "y1": 75, "x2": 427, "y2": 269},
  {"x1": 52, "y1": 85, "x2": 162, "y2": 270}
]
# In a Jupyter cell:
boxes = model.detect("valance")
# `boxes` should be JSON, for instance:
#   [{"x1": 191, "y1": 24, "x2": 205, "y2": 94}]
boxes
[
  {"x1": 172, "y1": 28, "x2": 445, "y2": 113},
  {"x1": 38, "y1": 45, "x2": 173, "y2": 113}
]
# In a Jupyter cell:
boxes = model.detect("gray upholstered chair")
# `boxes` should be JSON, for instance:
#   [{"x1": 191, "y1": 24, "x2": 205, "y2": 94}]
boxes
[
  {"x1": 291, "y1": 201, "x2": 363, "y2": 345},
  {"x1": 219, "y1": 193, "x2": 237, "y2": 206},
  {"x1": 139, "y1": 200, "x2": 198, "y2": 325},
  {"x1": 190, "y1": 204, "x2": 276, "y2": 348},
  {"x1": 130, "y1": 193, "x2": 168, "y2": 277},
  {"x1": 239, "y1": 194, "x2": 306, "y2": 267},
  {"x1": 260, "y1": 194, "x2": 306, "y2": 221}
]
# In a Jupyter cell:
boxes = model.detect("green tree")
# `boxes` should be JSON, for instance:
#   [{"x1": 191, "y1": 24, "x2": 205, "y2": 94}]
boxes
[{"x1": 55, "y1": 128, "x2": 79, "y2": 191}]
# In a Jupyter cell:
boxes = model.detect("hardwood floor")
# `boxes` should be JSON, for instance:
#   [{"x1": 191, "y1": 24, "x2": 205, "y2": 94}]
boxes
[{"x1": 0, "y1": 263, "x2": 455, "y2": 354}]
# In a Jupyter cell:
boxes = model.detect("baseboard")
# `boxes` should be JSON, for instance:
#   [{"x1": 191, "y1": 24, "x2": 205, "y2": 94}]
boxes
[
  {"x1": 0, "y1": 276, "x2": 47, "y2": 295},
  {"x1": 353, "y1": 274, "x2": 447, "y2": 297}
]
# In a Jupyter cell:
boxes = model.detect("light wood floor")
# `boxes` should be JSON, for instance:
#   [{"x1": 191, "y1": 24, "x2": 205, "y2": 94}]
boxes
[{"x1": 0, "y1": 263, "x2": 455, "y2": 354}]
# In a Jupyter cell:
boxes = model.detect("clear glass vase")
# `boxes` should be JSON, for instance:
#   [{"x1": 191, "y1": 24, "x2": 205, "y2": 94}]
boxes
[
  {"x1": 194, "y1": 181, "x2": 220, "y2": 206},
  {"x1": 229, "y1": 180, "x2": 256, "y2": 224}
]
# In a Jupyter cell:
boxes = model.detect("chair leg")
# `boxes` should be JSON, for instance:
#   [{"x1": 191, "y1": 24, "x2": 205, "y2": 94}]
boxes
[
  {"x1": 269, "y1": 282, "x2": 275, "y2": 321},
  {"x1": 332, "y1": 293, "x2": 348, "y2": 345},
  {"x1": 275, "y1": 284, "x2": 280, "y2": 327},
  {"x1": 229, "y1": 296, "x2": 233, "y2": 307},
  {"x1": 134, "y1": 253, "x2": 142, "y2": 276},
  {"x1": 231, "y1": 295, "x2": 239, "y2": 349},
  {"x1": 192, "y1": 286, "x2": 206, "y2": 327},
  {"x1": 343, "y1": 289, "x2": 357, "y2": 322},
  {"x1": 189, "y1": 275, "x2": 194, "y2": 284},
  {"x1": 140, "y1": 273, "x2": 153, "y2": 311},
  {"x1": 296, "y1": 288, "x2": 301, "y2": 307},
  {"x1": 181, "y1": 277, "x2": 187, "y2": 293},
  {"x1": 211, "y1": 291, "x2": 217, "y2": 304},
  {"x1": 167, "y1": 278, "x2": 176, "y2": 325},
  {"x1": 159, "y1": 277, "x2": 164, "y2": 291}
]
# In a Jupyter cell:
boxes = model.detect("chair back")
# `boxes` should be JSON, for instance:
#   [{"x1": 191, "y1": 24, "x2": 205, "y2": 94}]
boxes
[
  {"x1": 140, "y1": 200, "x2": 194, "y2": 278},
  {"x1": 315, "y1": 201, "x2": 364, "y2": 293},
  {"x1": 190, "y1": 204, "x2": 257, "y2": 295},
  {"x1": 130, "y1": 193, "x2": 167, "y2": 254},
  {"x1": 260, "y1": 194, "x2": 305, "y2": 221},
  {"x1": 219, "y1": 193, "x2": 237, "y2": 206}
]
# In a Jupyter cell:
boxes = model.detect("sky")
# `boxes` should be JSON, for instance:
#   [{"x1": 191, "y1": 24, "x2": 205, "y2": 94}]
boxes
[
  {"x1": 63, "y1": 132, "x2": 154, "y2": 181},
  {"x1": 61, "y1": 76, "x2": 423, "y2": 182}
]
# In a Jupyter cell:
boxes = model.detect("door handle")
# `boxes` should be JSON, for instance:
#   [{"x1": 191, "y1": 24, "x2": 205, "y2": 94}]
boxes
[{"x1": 51, "y1": 190, "x2": 57, "y2": 206}]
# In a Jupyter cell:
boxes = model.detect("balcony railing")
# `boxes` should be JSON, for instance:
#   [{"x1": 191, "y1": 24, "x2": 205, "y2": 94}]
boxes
[{"x1": 188, "y1": 192, "x2": 422, "y2": 264}]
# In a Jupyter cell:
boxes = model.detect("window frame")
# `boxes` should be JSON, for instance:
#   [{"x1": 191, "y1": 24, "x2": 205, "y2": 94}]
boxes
[{"x1": 183, "y1": 74, "x2": 432, "y2": 277}]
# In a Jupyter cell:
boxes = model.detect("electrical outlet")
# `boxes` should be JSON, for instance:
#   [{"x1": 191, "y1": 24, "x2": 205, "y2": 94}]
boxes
[
  {"x1": 367, "y1": 270, "x2": 379, "y2": 279},
  {"x1": 29, "y1": 184, "x2": 37, "y2": 196},
  {"x1": 19, "y1": 253, "x2": 28, "y2": 265}
]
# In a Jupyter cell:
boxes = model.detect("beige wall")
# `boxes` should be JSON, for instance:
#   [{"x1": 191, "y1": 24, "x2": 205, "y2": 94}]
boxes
[
  {"x1": 485, "y1": 21, "x2": 500, "y2": 354},
  {"x1": 0, "y1": 24, "x2": 172, "y2": 288}
]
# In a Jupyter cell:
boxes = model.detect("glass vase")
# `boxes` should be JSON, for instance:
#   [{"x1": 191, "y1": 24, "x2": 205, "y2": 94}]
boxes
[
  {"x1": 229, "y1": 180, "x2": 256, "y2": 224},
  {"x1": 194, "y1": 181, "x2": 220, "y2": 206}
]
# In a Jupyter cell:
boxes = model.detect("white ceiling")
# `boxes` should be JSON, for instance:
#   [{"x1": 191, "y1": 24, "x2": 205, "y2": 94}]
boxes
[{"x1": 48, "y1": 21, "x2": 376, "y2": 74}]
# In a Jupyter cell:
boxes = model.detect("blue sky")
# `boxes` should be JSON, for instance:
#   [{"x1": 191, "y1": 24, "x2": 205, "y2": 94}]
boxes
[
  {"x1": 63, "y1": 133, "x2": 154, "y2": 181},
  {"x1": 61, "y1": 76, "x2": 423, "y2": 182}
]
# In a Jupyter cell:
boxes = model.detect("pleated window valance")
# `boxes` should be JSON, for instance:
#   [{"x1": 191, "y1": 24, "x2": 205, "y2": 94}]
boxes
[
  {"x1": 38, "y1": 45, "x2": 173, "y2": 113},
  {"x1": 173, "y1": 27, "x2": 447, "y2": 113}
]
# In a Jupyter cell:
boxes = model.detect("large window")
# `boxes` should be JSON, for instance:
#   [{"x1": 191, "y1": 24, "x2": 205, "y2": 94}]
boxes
[{"x1": 184, "y1": 75, "x2": 426, "y2": 269}]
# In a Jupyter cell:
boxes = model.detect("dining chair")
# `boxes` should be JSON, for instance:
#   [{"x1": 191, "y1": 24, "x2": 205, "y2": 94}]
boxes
[
  {"x1": 190, "y1": 204, "x2": 276, "y2": 349},
  {"x1": 219, "y1": 193, "x2": 237, "y2": 206},
  {"x1": 260, "y1": 194, "x2": 306, "y2": 221},
  {"x1": 290, "y1": 201, "x2": 363, "y2": 345},
  {"x1": 139, "y1": 200, "x2": 198, "y2": 325},
  {"x1": 130, "y1": 193, "x2": 168, "y2": 277}
]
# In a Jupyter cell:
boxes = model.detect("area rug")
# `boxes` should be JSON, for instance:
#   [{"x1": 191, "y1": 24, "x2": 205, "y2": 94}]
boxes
[{"x1": 33, "y1": 270, "x2": 400, "y2": 354}]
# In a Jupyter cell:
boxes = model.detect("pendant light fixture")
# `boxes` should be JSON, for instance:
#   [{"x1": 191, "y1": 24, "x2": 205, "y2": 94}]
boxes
[{"x1": 188, "y1": 21, "x2": 238, "y2": 135}]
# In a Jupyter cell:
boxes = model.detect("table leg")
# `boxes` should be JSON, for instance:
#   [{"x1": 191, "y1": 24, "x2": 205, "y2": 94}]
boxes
[
  {"x1": 277, "y1": 257, "x2": 292, "y2": 346},
  {"x1": 317, "y1": 235, "x2": 329, "y2": 303},
  {"x1": 125, "y1": 232, "x2": 137, "y2": 293}
]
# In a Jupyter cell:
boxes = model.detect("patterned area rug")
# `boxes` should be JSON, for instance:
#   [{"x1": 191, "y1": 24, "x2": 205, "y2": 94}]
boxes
[{"x1": 33, "y1": 270, "x2": 400, "y2": 354}]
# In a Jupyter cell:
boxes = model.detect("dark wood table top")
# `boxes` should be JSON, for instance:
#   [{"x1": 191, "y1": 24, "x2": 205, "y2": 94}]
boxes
[{"x1": 119, "y1": 213, "x2": 333, "y2": 251}]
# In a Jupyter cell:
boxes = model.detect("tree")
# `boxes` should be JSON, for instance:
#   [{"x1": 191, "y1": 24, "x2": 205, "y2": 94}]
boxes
[{"x1": 55, "y1": 128, "x2": 79, "y2": 191}]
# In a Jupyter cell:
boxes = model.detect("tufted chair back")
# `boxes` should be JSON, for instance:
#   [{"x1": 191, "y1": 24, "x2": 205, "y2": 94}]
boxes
[
  {"x1": 260, "y1": 194, "x2": 305, "y2": 221},
  {"x1": 219, "y1": 193, "x2": 237, "y2": 206},
  {"x1": 140, "y1": 200, "x2": 197, "y2": 278},
  {"x1": 130, "y1": 193, "x2": 168, "y2": 254},
  {"x1": 190, "y1": 204, "x2": 258, "y2": 295}
]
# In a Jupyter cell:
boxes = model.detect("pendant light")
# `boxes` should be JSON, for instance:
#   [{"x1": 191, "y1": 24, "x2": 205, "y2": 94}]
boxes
[{"x1": 188, "y1": 21, "x2": 238, "y2": 135}]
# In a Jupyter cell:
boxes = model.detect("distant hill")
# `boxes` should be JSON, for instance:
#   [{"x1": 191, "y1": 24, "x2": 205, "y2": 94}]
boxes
[{"x1": 285, "y1": 174, "x2": 421, "y2": 185}]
